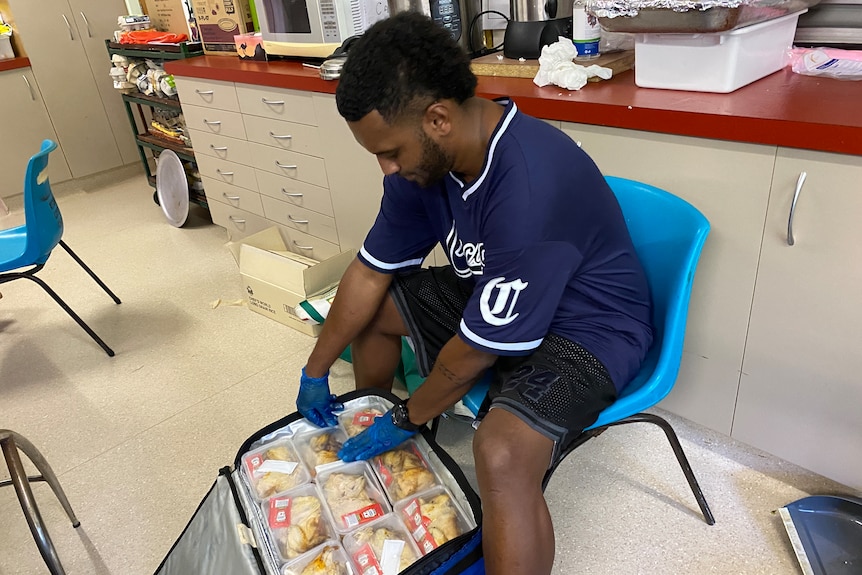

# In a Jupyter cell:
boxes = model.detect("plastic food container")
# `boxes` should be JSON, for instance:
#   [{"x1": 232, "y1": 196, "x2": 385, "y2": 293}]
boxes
[
  {"x1": 281, "y1": 541, "x2": 355, "y2": 575},
  {"x1": 261, "y1": 484, "x2": 336, "y2": 562},
  {"x1": 242, "y1": 440, "x2": 310, "y2": 500},
  {"x1": 634, "y1": 10, "x2": 806, "y2": 93},
  {"x1": 342, "y1": 514, "x2": 422, "y2": 575},
  {"x1": 338, "y1": 398, "x2": 390, "y2": 437},
  {"x1": 395, "y1": 486, "x2": 475, "y2": 555},
  {"x1": 293, "y1": 427, "x2": 347, "y2": 475},
  {"x1": 317, "y1": 461, "x2": 391, "y2": 534},
  {"x1": 371, "y1": 440, "x2": 440, "y2": 504}
]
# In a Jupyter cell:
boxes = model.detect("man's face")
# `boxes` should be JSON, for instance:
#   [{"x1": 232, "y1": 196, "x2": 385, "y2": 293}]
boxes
[{"x1": 348, "y1": 110, "x2": 453, "y2": 188}]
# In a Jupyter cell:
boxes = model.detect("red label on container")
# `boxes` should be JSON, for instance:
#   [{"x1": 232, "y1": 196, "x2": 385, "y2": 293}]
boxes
[
  {"x1": 352, "y1": 411, "x2": 378, "y2": 427},
  {"x1": 341, "y1": 502, "x2": 385, "y2": 529},
  {"x1": 375, "y1": 459, "x2": 394, "y2": 487},
  {"x1": 268, "y1": 496, "x2": 292, "y2": 529},
  {"x1": 352, "y1": 543, "x2": 383, "y2": 575},
  {"x1": 245, "y1": 453, "x2": 264, "y2": 475},
  {"x1": 401, "y1": 499, "x2": 437, "y2": 554}
]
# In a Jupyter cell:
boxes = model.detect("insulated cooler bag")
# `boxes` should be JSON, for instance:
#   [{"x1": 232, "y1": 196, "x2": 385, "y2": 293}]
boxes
[{"x1": 153, "y1": 390, "x2": 484, "y2": 575}]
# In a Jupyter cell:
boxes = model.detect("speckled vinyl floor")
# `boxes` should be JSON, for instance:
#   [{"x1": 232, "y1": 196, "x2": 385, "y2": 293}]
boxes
[{"x1": 0, "y1": 166, "x2": 856, "y2": 575}]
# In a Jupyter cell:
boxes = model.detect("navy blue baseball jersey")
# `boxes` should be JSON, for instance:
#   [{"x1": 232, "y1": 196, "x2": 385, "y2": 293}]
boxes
[{"x1": 358, "y1": 100, "x2": 653, "y2": 389}]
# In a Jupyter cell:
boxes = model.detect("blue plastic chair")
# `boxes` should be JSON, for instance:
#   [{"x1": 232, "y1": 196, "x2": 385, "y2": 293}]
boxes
[
  {"x1": 0, "y1": 140, "x2": 121, "y2": 356},
  {"x1": 456, "y1": 176, "x2": 714, "y2": 524}
]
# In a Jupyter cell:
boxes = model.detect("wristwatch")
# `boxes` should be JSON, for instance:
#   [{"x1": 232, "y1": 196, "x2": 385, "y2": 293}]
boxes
[{"x1": 391, "y1": 401, "x2": 422, "y2": 432}]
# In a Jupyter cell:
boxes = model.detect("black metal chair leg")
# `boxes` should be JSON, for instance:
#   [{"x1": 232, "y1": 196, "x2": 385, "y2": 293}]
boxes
[
  {"x1": 58, "y1": 241, "x2": 121, "y2": 304},
  {"x1": 21, "y1": 275, "x2": 115, "y2": 357}
]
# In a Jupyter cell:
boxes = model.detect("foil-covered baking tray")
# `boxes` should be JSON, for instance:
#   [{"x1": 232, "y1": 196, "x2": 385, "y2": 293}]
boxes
[{"x1": 592, "y1": 0, "x2": 820, "y2": 33}]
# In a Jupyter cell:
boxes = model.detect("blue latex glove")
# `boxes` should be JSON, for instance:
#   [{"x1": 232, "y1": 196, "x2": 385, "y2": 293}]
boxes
[
  {"x1": 297, "y1": 367, "x2": 344, "y2": 428},
  {"x1": 338, "y1": 409, "x2": 417, "y2": 461}
]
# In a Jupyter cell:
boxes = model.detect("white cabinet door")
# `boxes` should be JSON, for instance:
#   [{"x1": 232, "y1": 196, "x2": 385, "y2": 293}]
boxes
[
  {"x1": 0, "y1": 68, "x2": 72, "y2": 197},
  {"x1": 560, "y1": 123, "x2": 777, "y2": 435},
  {"x1": 9, "y1": 0, "x2": 123, "y2": 177},
  {"x1": 733, "y1": 148, "x2": 862, "y2": 489}
]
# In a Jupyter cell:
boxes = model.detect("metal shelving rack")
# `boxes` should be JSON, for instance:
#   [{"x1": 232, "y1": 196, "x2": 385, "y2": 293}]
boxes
[{"x1": 105, "y1": 40, "x2": 207, "y2": 208}]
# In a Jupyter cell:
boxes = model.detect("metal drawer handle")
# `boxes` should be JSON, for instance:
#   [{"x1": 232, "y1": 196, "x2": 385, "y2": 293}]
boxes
[
  {"x1": 282, "y1": 190, "x2": 303, "y2": 198},
  {"x1": 787, "y1": 171, "x2": 807, "y2": 246},
  {"x1": 276, "y1": 161, "x2": 298, "y2": 170},
  {"x1": 262, "y1": 98, "x2": 285, "y2": 105},
  {"x1": 203, "y1": 120, "x2": 221, "y2": 126},
  {"x1": 269, "y1": 132, "x2": 293, "y2": 140},
  {"x1": 229, "y1": 216, "x2": 246, "y2": 224},
  {"x1": 288, "y1": 215, "x2": 309, "y2": 224},
  {"x1": 293, "y1": 240, "x2": 314, "y2": 250},
  {"x1": 22, "y1": 75, "x2": 35, "y2": 101},
  {"x1": 210, "y1": 145, "x2": 228, "y2": 151},
  {"x1": 222, "y1": 193, "x2": 240, "y2": 201},
  {"x1": 62, "y1": 14, "x2": 74, "y2": 40},
  {"x1": 80, "y1": 12, "x2": 92, "y2": 37},
  {"x1": 196, "y1": 89, "x2": 215, "y2": 95},
  {"x1": 216, "y1": 169, "x2": 234, "y2": 176}
]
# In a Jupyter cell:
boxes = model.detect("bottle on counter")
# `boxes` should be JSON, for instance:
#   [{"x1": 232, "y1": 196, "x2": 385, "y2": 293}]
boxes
[{"x1": 572, "y1": 0, "x2": 601, "y2": 61}]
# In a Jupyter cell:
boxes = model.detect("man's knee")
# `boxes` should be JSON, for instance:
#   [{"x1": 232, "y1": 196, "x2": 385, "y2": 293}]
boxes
[{"x1": 473, "y1": 409, "x2": 553, "y2": 488}]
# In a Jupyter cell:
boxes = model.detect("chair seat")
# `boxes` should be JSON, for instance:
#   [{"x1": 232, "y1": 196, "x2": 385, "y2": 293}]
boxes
[{"x1": 0, "y1": 225, "x2": 29, "y2": 272}]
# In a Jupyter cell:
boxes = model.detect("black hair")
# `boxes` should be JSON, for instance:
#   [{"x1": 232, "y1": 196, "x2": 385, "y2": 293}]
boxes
[{"x1": 335, "y1": 12, "x2": 478, "y2": 124}]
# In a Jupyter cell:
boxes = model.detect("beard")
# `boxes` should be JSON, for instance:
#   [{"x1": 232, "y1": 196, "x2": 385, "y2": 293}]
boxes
[{"x1": 413, "y1": 130, "x2": 454, "y2": 188}]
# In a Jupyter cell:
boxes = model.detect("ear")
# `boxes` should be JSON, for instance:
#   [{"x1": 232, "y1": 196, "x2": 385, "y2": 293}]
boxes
[{"x1": 423, "y1": 101, "x2": 453, "y2": 137}]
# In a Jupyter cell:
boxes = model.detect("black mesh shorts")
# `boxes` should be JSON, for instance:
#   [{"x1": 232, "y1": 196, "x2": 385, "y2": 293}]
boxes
[{"x1": 391, "y1": 266, "x2": 618, "y2": 455}]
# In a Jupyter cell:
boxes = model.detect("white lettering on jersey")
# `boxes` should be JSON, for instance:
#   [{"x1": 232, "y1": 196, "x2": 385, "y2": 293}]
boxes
[
  {"x1": 480, "y1": 277, "x2": 528, "y2": 326},
  {"x1": 446, "y1": 222, "x2": 484, "y2": 278}
]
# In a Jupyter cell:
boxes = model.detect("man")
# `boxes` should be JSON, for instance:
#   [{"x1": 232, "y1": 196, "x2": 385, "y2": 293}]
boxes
[{"x1": 296, "y1": 12, "x2": 653, "y2": 575}]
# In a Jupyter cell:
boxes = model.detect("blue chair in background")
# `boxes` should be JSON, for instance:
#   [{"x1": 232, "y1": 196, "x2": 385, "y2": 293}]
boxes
[{"x1": 0, "y1": 140, "x2": 121, "y2": 357}]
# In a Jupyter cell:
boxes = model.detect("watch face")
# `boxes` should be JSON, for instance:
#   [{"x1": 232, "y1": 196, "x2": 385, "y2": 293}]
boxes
[{"x1": 392, "y1": 403, "x2": 416, "y2": 430}]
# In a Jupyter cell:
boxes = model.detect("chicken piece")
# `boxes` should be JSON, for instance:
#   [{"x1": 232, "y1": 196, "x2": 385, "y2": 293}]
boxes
[
  {"x1": 342, "y1": 409, "x2": 383, "y2": 437},
  {"x1": 380, "y1": 448, "x2": 424, "y2": 472},
  {"x1": 265, "y1": 445, "x2": 294, "y2": 461},
  {"x1": 378, "y1": 447, "x2": 437, "y2": 500},
  {"x1": 281, "y1": 496, "x2": 327, "y2": 558},
  {"x1": 256, "y1": 471, "x2": 299, "y2": 499},
  {"x1": 353, "y1": 527, "x2": 417, "y2": 572},
  {"x1": 296, "y1": 545, "x2": 347, "y2": 575},
  {"x1": 309, "y1": 433, "x2": 342, "y2": 467},
  {"x1": 322, "y1": 473, "x2": 374, "y2": 523},
  {"x1": 420, "y1": 494, "x2": 461, "y2": 544}
]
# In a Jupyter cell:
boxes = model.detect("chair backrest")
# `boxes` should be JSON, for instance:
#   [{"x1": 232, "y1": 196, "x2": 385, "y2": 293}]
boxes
[
  {"x1": 587, "y1": 176, "x2": 710, "y2": 429},
  {"x1": 21, "y1": 140, "x2": 64, "y2": 266}
]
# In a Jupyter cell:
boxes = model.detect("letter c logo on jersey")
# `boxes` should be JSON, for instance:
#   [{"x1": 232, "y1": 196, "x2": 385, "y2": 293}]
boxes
[{"x1": 480, "y1": 277, "x2": 529, "y2": 326}]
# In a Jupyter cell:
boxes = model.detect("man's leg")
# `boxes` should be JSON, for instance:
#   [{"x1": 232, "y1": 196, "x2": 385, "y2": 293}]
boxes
[
  {"x1": 473, "y1": 408, "x2": 556, "y2": 575},
  {"x1": 351, "y1": 293, "x2": 408, "y2": 390}
]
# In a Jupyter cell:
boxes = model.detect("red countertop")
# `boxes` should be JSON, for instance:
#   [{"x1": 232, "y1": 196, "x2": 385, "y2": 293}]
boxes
[
  {"x1": 0, "y1": 57, "x2": 30, "y2": 73},
  {"x1": 165, "y1": 55, "x2": 862, "y2": 156}
]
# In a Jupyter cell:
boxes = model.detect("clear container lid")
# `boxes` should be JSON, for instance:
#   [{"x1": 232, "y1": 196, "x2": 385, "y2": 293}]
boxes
[
  {"x1": 338, "y1": 398, "x2": 391, "y2": 438},
  {"x1": 241, "y1": 439, "x2": 310, "y2": 501},
  {"x1": 281, "y1": 540, "x2": 355, "y2": 575},
  {"x1": 371, "y1": 439, "x2": 441, "y2": 504},
  {"x1": 261, "y1": 484, "x2": 337, "y2": 563},
  {"x1": 293, "y1": 427, "x2": 348, "y2": 476},
  {"x1": 316, "y1": 461, "x2": 392, "y2": 534},
  {"x1": 395, "y1": 485, "x2": 475, "y2": 555},
  {"x1": 341, "y1": 513, "x2": 422, "y2": 575}
]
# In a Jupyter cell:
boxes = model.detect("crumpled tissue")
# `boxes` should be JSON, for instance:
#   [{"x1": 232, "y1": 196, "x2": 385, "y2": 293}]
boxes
[{"x1": 533, "y1": 37, "x2": 613, "y2": 90}]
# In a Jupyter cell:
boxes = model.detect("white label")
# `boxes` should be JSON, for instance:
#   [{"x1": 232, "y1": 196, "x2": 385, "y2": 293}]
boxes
[
  {"x1": 380, "y1": 539, "x2": 406, "y2": 575},
  {"x1": 572, "y1": 5, "x2": 601, "y2": 41},
  {"x1": 253, "y1": 460, "x2": 298, "y2": 476}
]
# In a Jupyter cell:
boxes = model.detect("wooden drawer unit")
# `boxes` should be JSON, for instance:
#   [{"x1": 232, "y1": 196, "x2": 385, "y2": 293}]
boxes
[
  {"x1": 261, "y1": 196, "x2": 338, "y2": 244},
  {"x1": 196, "y1": 155, "x2": 259, "y2": 192},
  {"x1": 250, "y1": 142, "x2": 328, "y2": 188},
  {"x1": 201, "y1": 177, "x2": 264, "y2": 217},
  {"x1": 182, "y1": 104, "x2": 247, "y2": 140},
  {"x1": 189, "y1": 130, "x2": 254, "y2": 167},
  {"x1": 255, "y1": 170, "x2": 334, "y2": 217},
  {"x1": 243, "y1": 115, "x2": 323, "y2": 158},
  {"x1": 175, "y1": 78, "x2": 239, "y2": 112},
  {"x1": 278, "y1": 225, "x2": 342, "y2": 261},
  {"x1": 209, "y1": 201, "x2": 271, "y2": 239},
  {"x1": 236, "y1": 84, "x2": 317, "y2": 125}
]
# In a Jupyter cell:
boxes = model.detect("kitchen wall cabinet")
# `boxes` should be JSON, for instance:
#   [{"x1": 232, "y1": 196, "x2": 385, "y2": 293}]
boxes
[
  {"x1": 732, "y1": 148, "x2": 862, "y2": 490},
  {"x1": 0, "y1": 68, "x2": 72, "y2": 197},
  {"x1": 8, "y1": 0, "x2": 130, "y2": 178}
]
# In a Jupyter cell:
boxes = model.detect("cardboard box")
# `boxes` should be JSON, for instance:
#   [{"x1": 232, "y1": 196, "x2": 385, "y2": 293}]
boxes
[
  {"x1": 228, "y1": 227, "x2": 355, "y2": 336},
  {"x1": 141, "y1": 0, "x2": 196, "y2": 38},
  {"x1": 191, "y1": 0, "x2": 255, "y2": 55}
]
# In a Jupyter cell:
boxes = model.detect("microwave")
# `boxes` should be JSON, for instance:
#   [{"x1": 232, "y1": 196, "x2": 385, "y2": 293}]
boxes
[{"x1": 254, "y1": 0, "x2": 390, "y2": 58}]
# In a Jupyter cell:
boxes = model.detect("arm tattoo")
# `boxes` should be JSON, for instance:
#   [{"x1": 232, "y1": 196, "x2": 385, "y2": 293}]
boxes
[{"x1": 435, "y1": 361, "x2": 471, "y2": 387}]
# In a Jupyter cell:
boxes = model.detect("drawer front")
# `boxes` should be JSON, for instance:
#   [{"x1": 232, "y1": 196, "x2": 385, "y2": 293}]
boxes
[
  {"x1": 255, "y1": 170, "x2": 333, "y2": 217},
  {"x1": 236, "y1": 84, "x2": 317, "y2": 125},
  {"x1": 278, "y1": 225, "x2": 341, "y2": 261},
  {"x1": 175, "y1": 78, "x2": 239, "y2": 112},
  {"x1": 201, "y1": 177, "x2": 264, "y2": 217},
  {"x1": 189, "y1": 129, "x2": 254, "y2": 167},
  {"x1": 250, "y1": 142, "x2": 328, "y2": 188},
  {"x1": 182, "y1": 104, "x2": 247, "y2": 140},
  {"x1": 262, "y1": 195, "x2": 338, "y2": 244},
  {"x1": 209, "y1": 202, "x2": 271, "y2": 239},
  {"x1": 195, "y1": 155, "x2": 259, "y2": 192},
  {"x1": 243, "y1": 115, "x2": 323, "y2": 158}
]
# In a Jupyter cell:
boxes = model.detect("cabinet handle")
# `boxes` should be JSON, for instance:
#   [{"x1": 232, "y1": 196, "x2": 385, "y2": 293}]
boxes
[
  {"x1": 62, "y1": 14, "x2": 74, "y2": 40},
  {"x1": 787, "y1": 171, "x2": 807, "y2": 246},
  {"x1": 288, "y1": 215, "x2": 309, "y2": 224},
  {"x1": 282, "y1": 189, "x2": 303, "y2": 198},
  {"x1": 210, "y1": 145, "x2": 228, "y2": 151},
  {"x1": 293, "y1": 240, "x2": 314, "y2": 250},
  {"x1": 276, "y1": 161, "x2": 298, "y2": 170},
  {"x1": 262, "y1": 98, "x2": 285, "y2": 105},
  {"x1": 222, "y1": 193, "x2": 240, "y2": 201},
  {"x1": 203, "y1": 119, "x2": 221, "y2": 126},
  {"x1": 216, "y1": 169, "x2": 234, "y2": 176},
  {"x1": 80, "y1": 12, "x2": 92, "y2": 38},
  {"x1": 22, "y1": 75, "x2": 35, "y2": 101},
  {"x1": 269, "y1": 132, "x2": 292, "y2": 140},
  {"x1": 229, "y1": 216, "x2": 246, "y2": 224},
  {"x1": 196, "y1": 89, "x2": 215, "y2": 95}
]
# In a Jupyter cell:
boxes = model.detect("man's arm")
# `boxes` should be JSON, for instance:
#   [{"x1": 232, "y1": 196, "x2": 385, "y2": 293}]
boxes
[
  {"x1": 405, "y1": 335, "x2": 497, "y2": 426},
  {"x1": 304, "y1": 258, "x2": 393, "y2": 378}
]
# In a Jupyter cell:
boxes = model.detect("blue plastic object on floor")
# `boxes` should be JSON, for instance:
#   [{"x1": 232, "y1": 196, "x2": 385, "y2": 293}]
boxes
[{"x1": 780, "y1": 495, "x2": 862, "y2": 575}]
